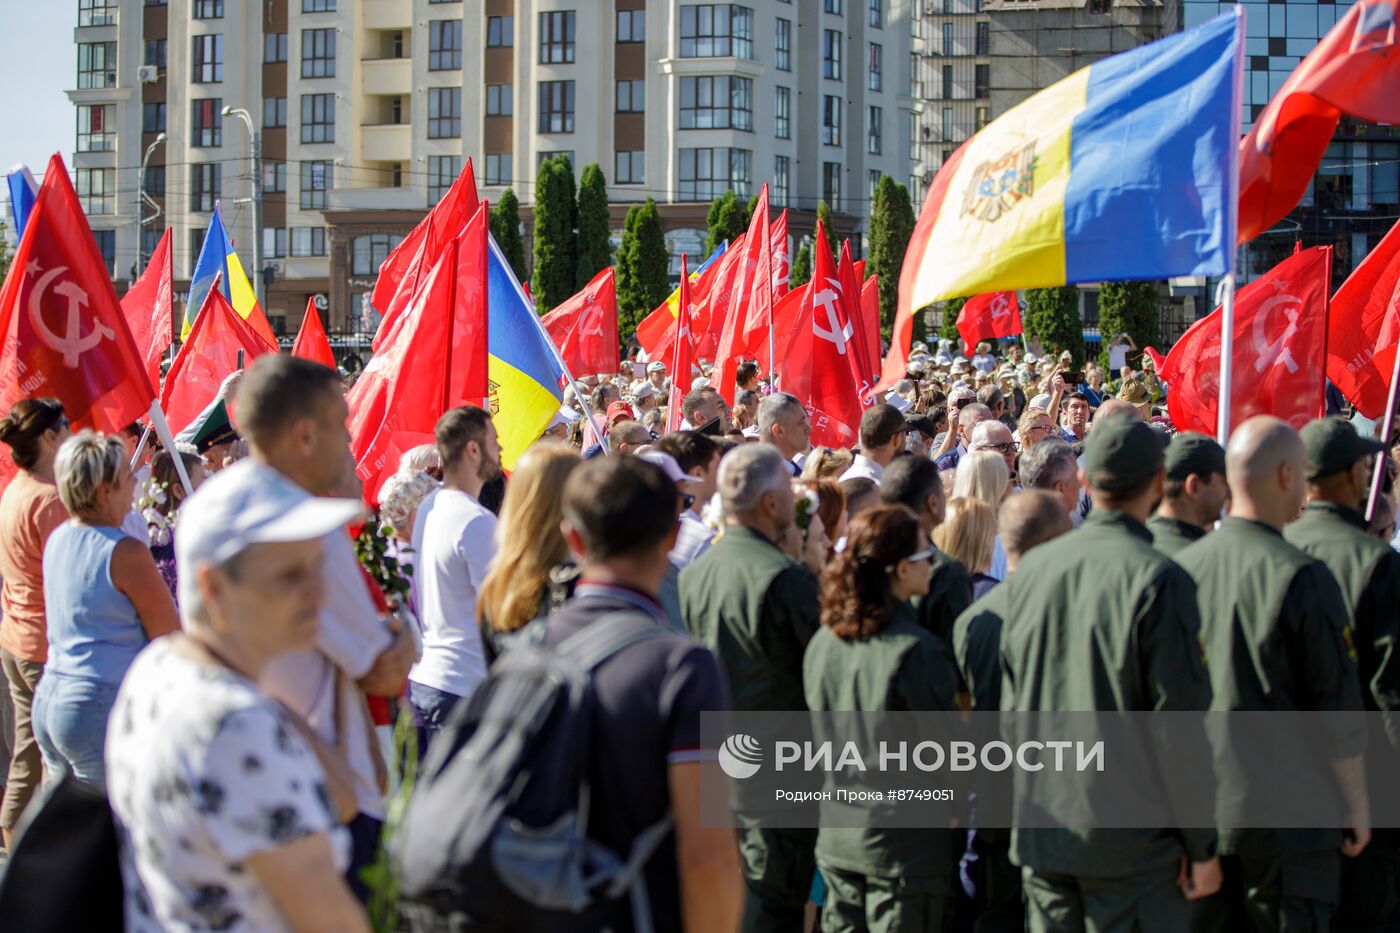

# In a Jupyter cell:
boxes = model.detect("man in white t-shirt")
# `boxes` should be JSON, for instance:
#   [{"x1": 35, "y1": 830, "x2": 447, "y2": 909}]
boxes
[{"x1": 408, "y1": 406, "x2": 501, "y2": 742}]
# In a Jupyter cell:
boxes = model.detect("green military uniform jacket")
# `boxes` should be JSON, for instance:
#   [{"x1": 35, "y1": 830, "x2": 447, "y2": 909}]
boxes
[
  {"x1": 679, "y1": 524, "x2": 821, "y2": 711},
  {"x1": 998, "y1": 509, "x2": 1216, "y2": 876},
  {"x1": 1175, "y1": 516, "x2": 1365, "y2": 857},
  {"x1": 953, "y1": 583, "x2": 1008, "y2": 713},
  {"x1": 804, "y1": 602, "x2": 959, "y2": 879},
  {"x1": 1147, "y1": 514, "x2": 1207, "y2": 559},
  {"x1": 916, "y1": 548, "x2": 973, "y2": 647}
]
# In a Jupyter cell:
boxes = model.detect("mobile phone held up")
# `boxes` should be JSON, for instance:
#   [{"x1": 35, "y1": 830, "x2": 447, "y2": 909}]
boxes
[{"x1": 1060, "y1": 371, "x2": 1084, "y2": 385}]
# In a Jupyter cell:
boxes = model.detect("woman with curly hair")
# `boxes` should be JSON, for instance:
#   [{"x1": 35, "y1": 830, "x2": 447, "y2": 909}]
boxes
[{"x1": 802, "y1": 504, "x2": 961, "y2": 931}]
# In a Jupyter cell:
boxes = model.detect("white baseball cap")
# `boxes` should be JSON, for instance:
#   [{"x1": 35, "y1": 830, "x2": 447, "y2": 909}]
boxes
[
  {"x1": 637, "y1": 450, "x2": 701, "y2": 485},
  {"x1": 646, "y1": 360, "x2": 667, "y2": 373},
  {"x1": 633, "y1": 383, "x2": 659, "y2": 400}
]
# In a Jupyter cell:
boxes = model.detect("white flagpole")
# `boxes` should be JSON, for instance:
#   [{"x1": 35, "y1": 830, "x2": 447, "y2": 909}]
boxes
[
  {"x1": 1215, "y1": 275, "x2": 1236, "y2": 444},
  {"x1": 1365, "y1": 286, "x2": 1400, "y2": 522},
  {"x1": 1217, "y1": 7, "x2": 1247, "y2": 446},
  {"x1": 145, "y1": 401, "x2": 194, "y2": 496},
  {"x1": 130, "y1": 426, "x2": 152, "y2": 470}
]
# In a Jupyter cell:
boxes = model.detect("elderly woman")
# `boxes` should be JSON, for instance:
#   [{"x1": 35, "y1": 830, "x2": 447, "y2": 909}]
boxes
[{"x1": 31, "y1": 433, "x2": 180, "y2": 791}]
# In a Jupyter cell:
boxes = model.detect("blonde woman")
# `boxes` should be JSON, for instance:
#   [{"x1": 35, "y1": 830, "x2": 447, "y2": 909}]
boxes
[
  {"x1": 1017, "y1": 408, "x2": 1056, "y2": 452},
  {"x1": 476, "y1": 445, "x2": 582, "y2": 666},
  {"x1": 934, "y1": 497, "x2": 999, "y2": 598},
  {"x1": 801, "y1": 446, "x2": 854, "y2": 481},
  {"x1": 952, "y1": 452, "x2": 1010, "y2": 580}
]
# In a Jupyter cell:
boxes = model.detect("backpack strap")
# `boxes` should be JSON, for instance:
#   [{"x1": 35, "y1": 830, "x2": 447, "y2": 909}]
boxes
[
  {"x1": 557, "y1": 610, "x2": 668, "y2": 673},
  {"x1": 612, "y1": 813, "x2": 675, "y2": 933}
]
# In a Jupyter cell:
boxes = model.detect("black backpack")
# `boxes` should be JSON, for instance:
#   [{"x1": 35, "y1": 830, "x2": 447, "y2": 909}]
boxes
[{"x1": 394, "y1": 612, "x2": 674, "y2": 933}]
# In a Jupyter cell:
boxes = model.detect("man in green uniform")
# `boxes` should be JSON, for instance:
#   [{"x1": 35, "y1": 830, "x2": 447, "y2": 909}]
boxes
[
  {"x1": 679, "y1": 443, "x2": 821, "y2": 933},
  {"x1": 1148, "y1": 432, "x2": 1228, "y2": 558},
  {"x1": 999, "y1": 417, "x2": 1221, "y2": 932},
  {"x1": 879, "y1": 455, "x2": 973, "y2": 646},
  {"x1": 1175, "y1": 416, "x2": 1369, "y2": 933},
  {"x1": 1284, "y1": 417, "x2": 1400, "y2": 932}
]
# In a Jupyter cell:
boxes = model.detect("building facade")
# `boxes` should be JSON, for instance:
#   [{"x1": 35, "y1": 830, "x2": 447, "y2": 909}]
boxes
[{"x1": 70, "y1": 0, "x2": 926, "y2": 333}]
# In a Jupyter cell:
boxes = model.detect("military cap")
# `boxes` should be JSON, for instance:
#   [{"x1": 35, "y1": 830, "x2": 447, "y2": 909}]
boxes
[
  {"x1": 1163, "y1": 432, "x2": 1226, "y2": 482},
  {"x1": 1300, "y1": 417, "x2": 1385, "y2": 480},
  {"x1": 1083, "y1": 416, "x2": 1165, "y2": 490}
]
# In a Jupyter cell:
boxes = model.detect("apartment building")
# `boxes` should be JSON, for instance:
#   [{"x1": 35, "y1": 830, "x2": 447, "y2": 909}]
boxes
[
  {"x1": 70, "y1": 0, "x2": 925, "y2": 333},
  {"x1": 908, "y1": 0, "x2": 992, "y2": 179}
]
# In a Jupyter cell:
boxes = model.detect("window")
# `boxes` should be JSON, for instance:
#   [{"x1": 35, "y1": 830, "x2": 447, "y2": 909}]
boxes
[
  {"x1": 773, "y1": 156, "x2": 790, "y2": 208},
  {"x1": 263, "y1": 227, "x2": 288, "y2": 259},
  {"x1": 617, "y1": 9, "x2": 645, "y2": 42},
  {"x1": 263, "y1": 97, "x2": 287, "y2": 128},
  {"x1": 823, "y1": 162, "x2": 841, "y2": 211},
  {"x1": 79, "y1": 0, "x2": 117, "y2": 27},
  {"x1": 775, "y1": 86, "x2": 790, "y2": 139},
  {"x1": 300, "y1": 161, "x2": 331, "y2": 209},
  {"x1": 77, "y1": 168, "x2": 114, "y2": 215},
  {"x1": 909, "y1": 112, "x2": 921, "y2": 159},
  {"x1": 976, "y1": 105, "x2": 989, "y2": 130},
  {"x1": 264, "y1": 32, "x2": 288, "y2": 62},
  {"x1": 292, "y1": 227, "x2": 327, "y2": 257},
  {"x1": 825, "y1": 0, "x2": 842, "y2": 13},
  {"x1": 429, "y1": 20, "x2": 461, "y2": 70},
  {"x1": 942, "y1": 64, "x2": 953, "y2": 99},
  {"x1": 537, "y1": 150, "x2": 573, "y2": 168},
  {"x1": 76, "y1": 104, "x2": 114, "y2": 152},
  {"x1": 78, "y1": 42, "x2": 116, "y2": 89},
  {"x1": 487, "y1": 16, "x2": 513, "y2": 47},
  {"x1": 192, "y1": 33, "x2": 223, "y2": 82},
  {"x1": 263, "y1": 161, "x2": 287, "y2": 192},
  {"x1": 678, "y1": 147, "x2": 752, "y2": 201},
  {"x1": 428, "y1": 87, "x2": 461, "y2": 138},
  {"x1": 975, "y1": 63, "x2": 989, "y2": 98},
  {"x1": 616, "y1": 79, "x2": 644, "y2": 113},
  {"x1": 538, "y1": 81, "x2": 575, "y2": 133},
  {"x1": 302, "y1": 28, "x2": 335, "y2": 77},
  {"x1": 143, "y1": 102, "x2": 166, "y2": 133},
  {"x1": 93, "y1": 230, "x2": 115, "y2": 275},
  {"x1": 942, "y1": 106, "x2": 953, "y2": 140},
  {"x1": 193, "y1": 0, "x2": 222, "y2": 18},
  {"x1": 910, "y1": 52, "x2": 921, "y2": 97},
  {"x1": 539, "y1": 11, "x2": 576, "y2": 64},
  {"x1": 303, "y1": 0, "x2": 335, "y2": 10},
  {"x1": 679, "y1": 75, "x2": 752, "y2": 130},
  {"x1": 869, "y1": 169, "x2": 881, "y2": 204},
  {"x1": 823, "y1": 30, "x2": 841, "y2": 79},
  {"x1": 615, "y1": 150, "x2": 645, "y2": 184},
  {"x1": 144, "y1": 165, "x2": 165, "y2": 197},
  {"x1": 823, "y1": 95, "x2": 841, "y2": 146},
  {"x1": 191, "y1": 163, "x2": 220, "y2": 213},
  {"x1": 943, "y1": 23, "x2": 953, "y2": 55},
  {"x1": 867, "y1": 105, "x2": 882, "y2": 154},
  {"x1": 869, "y1": 0, "x2": 882, "y2": 27},
  {"x1": 352, "y1": 234, "x2": 401, "y2": 275},
  {"x1": 192, "y1": 98, "x2": 223, "y2": 147},
  {"x1": 141, "y1": 229, "x2": 164, "y2": 267},
  {"x1": 679, "y1": 5, "x2": 754, "y2": 59},
  {"x1": 144, "y1": 39, "x2": 167, "y2": 68},
  {"x1": 869, "y1": 43, "x2": 882, "y2": 91},
  {"x1": 775, "y1": 18, "x2": 791, "y2": 71},
  {"x1": 976, "y1": 22, "x2": 988, "y2": 55},
  {"x1": 487, "y1": 84, "x2": 514, "y2": 116},
  {"x1": 485, "y1": 153, "x2": 513, "y2": 186},
  {"x1": 301, "y1": 94, "x2": 334, "y2": 143},
  {"x1": 428, "y1": 155, "x2": 461, "y2": 202}
]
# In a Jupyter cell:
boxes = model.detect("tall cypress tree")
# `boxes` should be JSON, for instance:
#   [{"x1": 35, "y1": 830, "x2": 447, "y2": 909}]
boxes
[
  {"x1": 575, "y1": 163, "x2": 612, "y2": 288},
  {"x1": 940, "y1": 297, "x2": 967, "y2": 343},
  {"x1": 531, "y1": 156, "x2": 578, "y2": 311},
  {"x1": 489, "y1": 188, "x2": 528, "y2": 285},
  {"x1": 1096, "y1": 281, "x2": 1160, "y2": 369},
  {"x1": 617, "y1": 198, "x2": 670, "y2": 340},
  {"x1": 1023, "y1": 287, "x2": 1083, "y2": 364},
  {"x1": 705, "y1": 191, "x2": 748, "y2": 255},
  {"x1": 814, "y1": 200, "x2": 835, "y2": 264},
  {"x1": 869, "y1": 176, "x2": 916, "y2": 340},
  {"x1": 790, "y1": 241, "x2": 812, "y2": 288}
]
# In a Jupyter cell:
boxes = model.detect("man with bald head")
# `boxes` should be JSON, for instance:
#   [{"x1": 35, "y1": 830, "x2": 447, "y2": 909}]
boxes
[
  {"x1": 968, "y1": 419, "x2": 1017, "y2": 483},
  {"x1": 1176, "y1": 416, "x2": 1368, "y2": 932}
]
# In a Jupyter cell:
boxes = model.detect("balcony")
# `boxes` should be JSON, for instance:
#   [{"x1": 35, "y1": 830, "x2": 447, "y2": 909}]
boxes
[
  {"x1": 328, "y1": 186, "x2": 422, "y2": 212},
  {"x1": 362, "y1": 57, "x2": 411, "y2": 96},
  {"x1": 361, "y1": 123, "x2": 411, "y2": 162},
  {"x1": 362, "y1": 0, "x2": 410, "y2": 31}
]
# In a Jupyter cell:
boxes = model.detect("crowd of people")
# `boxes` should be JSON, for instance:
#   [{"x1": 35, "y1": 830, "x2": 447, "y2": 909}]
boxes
[{"x1": 0, "y1": 328, "x2": 1397, "y2": 933}]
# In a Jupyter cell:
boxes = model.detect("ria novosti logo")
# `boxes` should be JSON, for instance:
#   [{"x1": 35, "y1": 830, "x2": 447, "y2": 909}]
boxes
[{"x1": 718, "y1": 734, "x2": 764, "y2": 780}]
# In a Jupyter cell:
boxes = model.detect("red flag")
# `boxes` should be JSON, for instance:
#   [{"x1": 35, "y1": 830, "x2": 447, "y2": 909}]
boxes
[
  {"x1": 291, "y1": 297, "x2": 336, "y2": 369},
  {"x1": 372, "y1": 214, "x2": 436, "y2": 354},
  {"x1": 771, "y1": 210, "x2": 790, "y2": 299},
  {"x1": 444, "y1": 202, "x2": 492, "y2": 407},
  {"x1": 838, "y1": 241, "x2": 878, "y2": 396},
  {"x1": 119, "y1": 227, "x2": 174, "y2": 392},
  {"x1": 693, "y1": 232, "x2": 748, "y2": 361},
  {"x1": 753, "y1": 283, "x2": 809, "y2": 378},
  {"x1": 541, "y1": 267, "x2": 619, "y2": 377},
  {"x1": 0, "y1": 154, "x2": 154, "y2": 486},
  {"x1": 792, "y1": 222, "x2": 862, "y2": 448},
  {"x1": 371, "y1": 159, "x2": 477, "y2": 314},
  {"x1": 666, "y1": 255, "x2": 695, "y2": 434},
  {"x1": 714, "y1": 185, "x2": 775, "y2": 401},
  {"x1": 861, "y1": 275, "x2": 882, "y2": 373},
  {"x1": 955, "y1": 292, "x2": 1022, "y2": 356},
  {"x1": 1161, "y1": 246, "x2": 1332, "y2": 435},
  {"x1": 1328, "y1": 219, "x2": 1400, "y2": 418},
  {"x1": 160, "y1": 277, "x2": 276, "y2": 434},
  {"x1": 1238, "y1": 0, "x2": 1400, "y2": 242}
]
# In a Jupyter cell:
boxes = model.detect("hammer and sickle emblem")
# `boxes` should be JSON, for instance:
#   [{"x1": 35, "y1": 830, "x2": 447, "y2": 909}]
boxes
[
  {"x1": 989, "y1": 294, "x2": 1012, "y2": 321},
  {"x1": 1252, "y1": 294, "x2": 1301, "y2": 375},
  {"x1": 578, "y1": 300, "x2": 605, "y2": 339},
  {"x1": 812, "y1": 278, "x2": 851, "y2": 355},
  {"x1": 28, "y1": 266, "x2": 114, "y2": 369}
]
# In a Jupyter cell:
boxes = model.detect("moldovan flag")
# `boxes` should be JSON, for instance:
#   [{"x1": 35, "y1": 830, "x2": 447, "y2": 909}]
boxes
[
  {"x1": 898, "y1": 9, "x2": 1242, "y2": 316},
  {"x1": 956, "y1": 292, "x2": 1022, "y2": 356},
  {"x1": 120, "y1": 227, "x2": 174, "y2": 391},
  {"x1": 1161, "y1": 245, "x2": 1331, "y2": 435},
  {"x1": 185, "y1": 205, "x2": 278, "y2": 348},
  {"x1": 372, "y1": 159, "x2": 478, "y2": 315},
  {"x1": 1327, "y1": 218, "x2": 1400, "y2": 418},
  {"x1": 291, "y1": 297, "x2": 336, "y2": 370},
  {"x1": 1238, "y1": 0, "x2": 1400, "y2": 243},
  {"x1": 542, "y1": 267, "x2": 619, "y2": 377},
  {"x1": 789, "y1": 222, "x2": 862, "y2": 448},
  {"x1": 162, "y1": 278, "x2": 277, "y2": 434},
  {"x1": 666, "y1": 255, "x2": 695, "y2": 434}
]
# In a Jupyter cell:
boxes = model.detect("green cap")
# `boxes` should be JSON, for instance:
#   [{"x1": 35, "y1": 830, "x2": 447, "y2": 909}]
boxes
[
  {"x1": 1164, "y1": 432, "x2": 1226, "y2": 483},
  {"x1": 1082, "y1": 416, "x2": 1166, "y2": 492},
  {"x1": 1299, "y1": 417, "x2": 1385, "y2": 480}
]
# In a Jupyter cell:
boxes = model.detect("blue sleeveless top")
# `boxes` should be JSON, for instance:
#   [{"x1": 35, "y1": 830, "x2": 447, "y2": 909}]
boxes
[{"x1": 42, "y1": 522, "x2": 146, "y2": 685}]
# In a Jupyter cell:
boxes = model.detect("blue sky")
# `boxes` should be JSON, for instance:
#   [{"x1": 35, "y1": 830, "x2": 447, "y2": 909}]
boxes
[{"x1": 1, "y1": 2, "x2": 77, "y2": 230}]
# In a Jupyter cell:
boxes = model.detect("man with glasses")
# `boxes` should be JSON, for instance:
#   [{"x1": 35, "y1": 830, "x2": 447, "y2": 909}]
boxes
[{"x1": 968, "y1": 420, "x2": 1018, "y2": 484}]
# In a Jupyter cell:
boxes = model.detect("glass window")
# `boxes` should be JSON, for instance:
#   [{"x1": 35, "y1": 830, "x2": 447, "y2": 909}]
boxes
[
  {"x1": 825, "y1": 0, "x2": 842, "y2": 12},
  {"x1": 263, "y1": 227, "x2": 288, "y2": 258},
  {"x1": 823, "y1": 162, "x2": 841, "y2": 211},
  {"x1": 192, "y1": 0, "x2": 222, "y2": 18},
  {"x1": 485, "y1": 153, "x2": 514, "y2": 186},
  {"x1": 141, "y1": 229, "x2": 164, "y2": 267},
  {"x1": 775, "y1": 18, "x2": 791, "y2": 71},
  {"x1": 869, "y1": 43, "x2": 882, "y2": 91},
  {"x1": 823, "y1": 30, "x2": 841, "y2": 79},
  {"x1": 428, "y1": 87, "x2": 461, "y2": 138},
  {"x1": 76, "y1": 104, "x2": 114, "y2": 152},
  {"x1": 487, "y1": 16, "x2": 513, "y2": 47},
  {"x1": 302, "y1": 28, "x2": 335, "y2": 77},
  {"x1": 942, "y1": 64, "x2": 953, "y2": 99},
  {"x1": 429, "y1": 155, "x2": 462, "y2": 202},
  {"x1": 263, "y1": 161, "x2": 287, "y2": 193},
  {"x1": 679, "y1": 5, "x2": 754, "y2": 59},
  {"x1": 942, "y1": 106, "x2": 953, "y2": 140},
  {"x1": 823, "y1": 95, "x2": 841, "y2": 146},
  {"x1": 143, "y1": 102, "x2": 166, "y2": 133},
  {"x1": 773, "y1": 155, "x2": 790, "y2": 208},
  {"x1": 263, "y1": 97, "x2": 287, "y2": 128},
  {"x1": 909, "y1": 111, "x2": 921, "y2": 159},
  {"x1": 78, "y1": 41, "x2": 117, "y2": 89},
  {"x1": 302, "y1": 0, "x2": 335, "y2": 11},
  {"x1": 615, "y1": 150, "x2": 645, "y2": 184},
  {"x1": 679, "y1": 75, "x2": 752, "y2": 131},
  {"x1": 264, "y1": 32, "x2": 288, "y2": 63},
  {"x1": 617, "y1": 9, "x2": 645, "y2": 42},
  {"x1": 910, "y1": 52, "x2": 921, "y2": 96},
  {"x1": 678, "y1": 147, "x2": 752, "y2": 201},
  {"x1": 191, "y1": 33, "x2": 223, "y2": 83},
  {"x1": 301, "y1": 94, "x2": 334, "y2": 143},
  {"x1": 976, "y1": 22, "x2": 988, "y2": 55},
  {"x1": 1373, "y1": 143, "x2": 1400, "y2": 207},
  {"x1": 190, "y1": 163, "x2": 220, "y2": 213},
  {"x1": 352, "y1": 234, "x2": 402, "y2": 275},
  {"x1": 539, "y1": 11, "x2": 576, "y2": 64},
  {"x1": 775, "y1": 86, "x2": 790, "y2": 139},
  {"x1": 79, "y1": 0, "x2": 118, "y2": 27},
  {"x1": 300, "y1": 160, "x2": 331, "y2": 209},
  {"x1": 975, "y1": 63, "x2": 989, "y2": 98},
  {"x1": 292, "y1": 227, "x2": 327, "y2": 257},
  {"x1": 538, "y1": 80, "x2": 575, "y2": 133},
  {"x1": 487, "y1": 84, "x2": 513, "y2": 116},
  {"x1": 145, "y1": 165, "x2": 165, "y2": 196},
  {"x1": 869, "y1": 0, "x2": 882, "y2": 27},
  {"x1": 616, "y1": 79, "x2": 645, "y2": 113},
  {"x1": 144, "y1": 39, "x2": 167, "y2": 68},
  {"x1": 943, "y1": 23, "x2": 953, "y2": 55},
  {"x1": 869, "y1": 169, "x2": 882, "y2": 204},
  {"x1": 429, "y1": 20, "x2": 462, "y2": 70},
  {"x1": 867, "y1": 105, "x2": 882, "y2": 154},
  {"x1": 92, "y1": 230, "x2": 115, "y2": 274},
  {"x1": 77, "y1": 168, "x2": 115, "y2": 215},
  {"x1": 192, "y1": 97, "x2": 223, "y2": 147}
]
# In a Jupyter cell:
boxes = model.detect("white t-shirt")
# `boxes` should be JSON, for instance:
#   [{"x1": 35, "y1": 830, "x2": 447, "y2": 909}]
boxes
[
  {"x1": 409, "y1": 487, "x2": 497, "y2": 698},
  {"x1": 670, "y1": 509, "x2": 714, "y2": 569},
  {"x1": 840, "y1": 454, "x2": 885, "y2": 485},
  {"x1": 107, "y1": 638, "x2": 349, "y2": 933},
  {"x1": 1108, "y1": 342, "x2": 1130, "y2": 370}
]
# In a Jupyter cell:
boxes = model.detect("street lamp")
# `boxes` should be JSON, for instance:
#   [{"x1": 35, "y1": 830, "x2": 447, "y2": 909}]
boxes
[
  {"x1": 222, "y1": 106, "x2": 263, "y2": 309},
  {"x1": 135, "y1": 131, "x2": 166, "y2": 277}
]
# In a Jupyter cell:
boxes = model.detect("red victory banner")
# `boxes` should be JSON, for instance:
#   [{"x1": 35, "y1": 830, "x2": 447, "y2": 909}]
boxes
[
  {"x1": 161, "y1": 279, "x2": 277, "y2": 434},
  {"x1": 1328, "y1": 218, "x2": 1400, "y2": 419},
  {"x1": 291, "y1": 296, "x2": 336, "y2": 369},
  {"x1": 542, "y1": 266, "x2": 619, "y2": 377},
  {"x1": 119, "y1": 227, "x2": 174, "y2": 391},
  {"x1": 956, "y1": 291, "x2": 1022, "y2": 356}
]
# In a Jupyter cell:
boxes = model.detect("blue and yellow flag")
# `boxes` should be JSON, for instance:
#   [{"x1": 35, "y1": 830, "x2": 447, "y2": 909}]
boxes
[{"x1": 186, "y1": 205, "x2": 277, "y2": 346}]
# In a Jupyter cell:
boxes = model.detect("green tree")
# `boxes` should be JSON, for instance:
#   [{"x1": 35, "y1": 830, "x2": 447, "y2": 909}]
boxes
[
  {"x1": 940, "y1": 297, "x2": 966, "y2": 343},
  {"x1": 814, "y1": 199, "x2": 836, "y2": 265},
  {"x1": 574, "y1": 163, "x2": 612, "y2": 288},
  {"x1": 1023, "y1": 287, "x2": 1083, "y2": 364},
  {"x1": 616, "y1": 198, "x2": 670, "y2": 340},
  {"x1": 746, "y1": 192, "x2": 760, "y2": 222},
  {"x1": 489, "y1": 189, "x2": 528, "y2": 285},
  {"x1": 790, "y1": 241, "x2": 812, "y2": 289},
  {"x1": 705, "y1": 190, "x2": 749, "y2": 255},
  {"x1": 530, "y1": 156, "x2": 577, "y2": 311},
  {"x1": 868, "y1": 176, "x2": 916, "y2": 340},
  {"x1": 1095, "y1": 281, "x2": 1160, "y2": 369},
  {"x1": 0, "y1": 221, "x2": 11, "y2": 286}
]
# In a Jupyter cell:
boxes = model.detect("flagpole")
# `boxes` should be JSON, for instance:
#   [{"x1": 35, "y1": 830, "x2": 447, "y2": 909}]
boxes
[
  {"x1": 131, "y1": 425, "x2": 152, "y2": 470},
  {"x1": 146, "y1": 401, "x2": 194, "y2": 496},
  {"x1": 1218, "y1": 5, "x2": 1246, "y2": 447},
  {"x1": 1365, "y1": 284, "x2": 1400, "y2": 522},
  {"x1": 1215, "y1": 274, "x2": 1236, "y2": 444}
]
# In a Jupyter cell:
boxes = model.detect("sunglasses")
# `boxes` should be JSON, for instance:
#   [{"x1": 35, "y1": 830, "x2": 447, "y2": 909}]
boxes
[
  {"x1": 891, "y1": 547, "x2": 936, "y2": 571},
  {"x1": 50, "y1": 416, "x2": 71, "y2": 433}
]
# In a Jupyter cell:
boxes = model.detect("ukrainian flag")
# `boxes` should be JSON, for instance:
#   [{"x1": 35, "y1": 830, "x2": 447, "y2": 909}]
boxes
[
  {"x1": 486, "y1": 235, "x2": 567, "y2": 469},
  {"x1": 185, "y1": 205, "x2": 278, "y2": 346},
  {"x1": 901, "y1": 8, "x2": 1244, "y2": 309}
]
